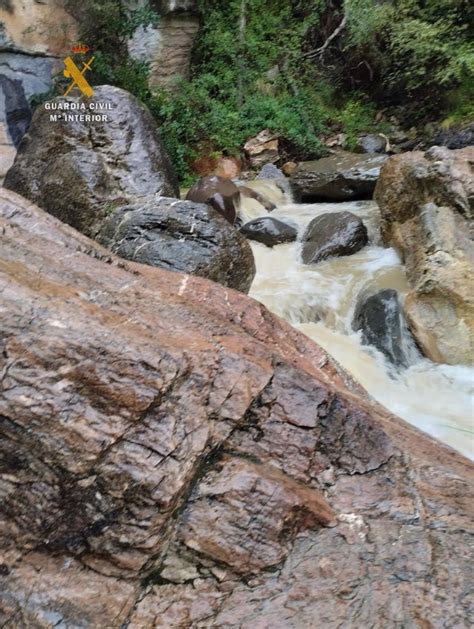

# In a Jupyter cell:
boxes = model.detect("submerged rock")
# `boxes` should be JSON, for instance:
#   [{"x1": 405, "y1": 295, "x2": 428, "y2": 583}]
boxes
[
  {"x1": 353, "y1": 289, "x2": 410, "y2": 367},
  {"x1": 302, "y1": 211, "x2": 368, "y2": 264},
  {"x1": 375, "y1": 147, "x2": 474, "y2": 365},
  {"x1": 97, "y1": 196, "x2": 255, "y2": 293},
  {"x1": 4, "y1": 85, "x2": 179, "y2": 238},
  {"x1": 240, "y1": 216, "x2": 297, "y2": 247},
  {"x1": 0, "y1": 188, "x2": 473, "y2": 627},
  {"x1": 186, "y1": 175, "x2": 240, "y2": 224},
  {"x1": 291, "y1": 152, "x2": 387, "y2": 201}
]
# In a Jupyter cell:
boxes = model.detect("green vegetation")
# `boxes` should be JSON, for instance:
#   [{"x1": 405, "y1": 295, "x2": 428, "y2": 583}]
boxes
[{"x1": 61, "y1": 0, "x2": 473, "y2": 183}]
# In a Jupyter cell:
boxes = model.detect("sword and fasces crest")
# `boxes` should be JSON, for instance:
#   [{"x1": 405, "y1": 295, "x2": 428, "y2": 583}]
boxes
[{"x1": 63, "y1": 45, "x2": 95, "y2": 97}]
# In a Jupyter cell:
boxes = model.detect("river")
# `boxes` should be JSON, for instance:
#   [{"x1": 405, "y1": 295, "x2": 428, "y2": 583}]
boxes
[{"x1": 240, "y1": 181, "x2": 474, "y2": 460}]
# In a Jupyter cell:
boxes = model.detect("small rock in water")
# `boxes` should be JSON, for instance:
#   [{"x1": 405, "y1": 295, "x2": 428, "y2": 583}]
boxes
[
  {"x1": 353, "y1": 289, "x2": 410, "y2": 367},
  {"x1": 186, "y1": 175, "x2": 240, "y2": 224},
  {"x1": 240, "y1": 217, "x2": 298, "y2": 247},
  {"x1": 301, "y1": 211, "x2": 368, "y2": 264}
]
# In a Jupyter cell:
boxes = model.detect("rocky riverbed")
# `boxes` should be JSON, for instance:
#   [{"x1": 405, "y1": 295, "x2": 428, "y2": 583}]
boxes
[{"x1": 0, "y1": 81, "x2": 473, "y2": 626}]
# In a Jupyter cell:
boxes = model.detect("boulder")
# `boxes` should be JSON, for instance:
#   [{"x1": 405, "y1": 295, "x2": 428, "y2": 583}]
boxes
[
  {"x1": 302, "y1": 211, "x2": 368, "y2": 264},
  {"x1": 291, "y1": 152, "x2": 387, "y2": 201},
  {"x1": 256, "y1": 163, "x2": 285, "y2": 180},
  {"x1": 430, "y1": 123, "x2": 474, "y2": 150},
  {"x1": 282, "y1": 161, "x2": 297, "y2": 176},
  {"x1": 375, "y1": 147, "x2": 474, "y2": 365},
  {"x1": 191, "y1": 153, "x2": 242, "y2": 179},
  {"x1": 1, "y1": 188, "x2": 473, "y2": 627},
  {"x1": 186, "y1": 175, "x2": 240, "y2": 223},
  {"x1": 97, "y1": 196, "x2": 255, "y2": 293},
  {"x1": 239, "y1": 185, "x2": 276, "y2": 212},
  {"x1": 240, "y1": 217, "x2": 297, "y2": 247},
  {"x1": 4, "y1": 85, "x2": 179, "y2": 238},
  {"x1": 244, "y1": 129, "x2": 279, "y2": 167},
  {"x1": 355, "y1": 133, "x2": 388, "y2": 154},
  {"x1": 353, "y1": 289, "x2": 410, "y2": 367}
]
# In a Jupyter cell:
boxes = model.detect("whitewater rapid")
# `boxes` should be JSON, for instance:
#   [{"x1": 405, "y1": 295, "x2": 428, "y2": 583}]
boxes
[{"x1": 241, "y1": 185, "x2": 474, "y2": 460}]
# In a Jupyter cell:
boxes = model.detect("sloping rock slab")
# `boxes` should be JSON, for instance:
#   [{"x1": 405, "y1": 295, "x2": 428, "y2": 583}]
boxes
[
  {"x1": 97, "y1": 196, "x2": 255, "y2": 293},
  {"x1": 0, "y1": 188, "x2": 473, "y2": 627},
  {"x1": 291, "y1": 152, "x2": 387, "y2": 201},
  {"x1": 4, "y1": 85, "x2": 179, "y2": 238}
]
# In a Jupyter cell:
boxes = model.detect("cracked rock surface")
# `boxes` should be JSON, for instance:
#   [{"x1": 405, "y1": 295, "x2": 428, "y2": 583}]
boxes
[
  {"x1": 0, "y1": 189, "x2": 473, "y2": 627},
  {"x1": 375, "y1": 146, "x2": 474, "y2": 365}
]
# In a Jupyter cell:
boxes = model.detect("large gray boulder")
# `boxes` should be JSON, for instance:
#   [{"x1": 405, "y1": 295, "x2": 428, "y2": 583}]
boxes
[
  {"x1": 97, "y1": 196, "x2": 256, "y2": 293},
  {"x1": 291, "y1": 152, "x2": 387, "y2": 201},
  {"x1": 4, "y1": 85, "x2": 179, "y2": 238}
]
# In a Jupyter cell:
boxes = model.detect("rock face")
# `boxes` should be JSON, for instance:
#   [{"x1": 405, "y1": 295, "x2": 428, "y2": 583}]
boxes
[
  {"x1": 302, "y1": 211, "x2": 368, "y2": 264},
  {"x1": 375, "y1": 147, "x2": 474, "y2": 365},
  {"x1": 240, "y1": 216, "x2": 297, "y2": 247},
  {"x1": 0, "y1": 0, "x2": 78, "y2": 180},
  {"x1": 292, "y1": 152, "x2": 387, "y2": 201},
  {"x1": 1, "y1": 188, "x2": 473, "y2": 627},
  {"x1": 4, "y1": 85, "x2": 179, "y2": 238},
  {"x1": 353, "y1": 290, "x2": 410, "y2": 367},
  {"x1": 430, "y1": 122, "x2": 474, "y2": 150},
  {"x1": 186, "y1": 175, "x2": 241, "y2": 224},
  {"x1": 127, "y1": 0, "x2": 199, "y2": 89},
  {"x1": 97, "y1": 196, "x2": 256, "y2": 293},
  {"x1": 244, "y1": 129, "x2": 280, "y2": 167}
]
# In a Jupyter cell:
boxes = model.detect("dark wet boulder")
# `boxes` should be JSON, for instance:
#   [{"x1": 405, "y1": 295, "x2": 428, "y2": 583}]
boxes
[
  {"x1": 186, "y1": 175, "x2": 240, "y2": 224},
  {"x1": 302, "y1": 211, "x2": 368, "y2": 264},
  {"x1": 240, "y1": 217, "x2": 297, "y2": 247},
  {"x1": 353, "y1": 289, "x2": 411, "y2": 367},
  {"x1": 291, "y1": 152, "x2": 387, "y2": 201},
  {"x1": 239, "y1": 186, "x2": 276, "y2": 212},
  {"x1": 97, "y1": 196, "x2": 255, "y2": 293},
  {"x1": 4, "y1": 85, "x2": 179, "y2": 238}
]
